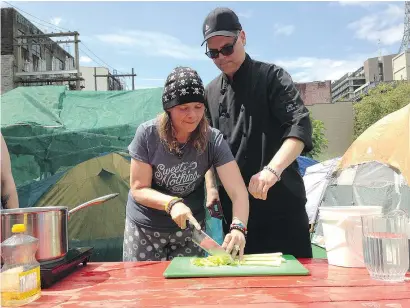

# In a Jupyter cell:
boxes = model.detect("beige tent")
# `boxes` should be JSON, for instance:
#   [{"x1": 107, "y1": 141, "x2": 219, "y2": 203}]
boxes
[
  {"x1": 36, "y1": 153, "x2": 130, "y2": 243},
  {"x1": 339, "y1": 103, "x2": 410, "y2": 184}
]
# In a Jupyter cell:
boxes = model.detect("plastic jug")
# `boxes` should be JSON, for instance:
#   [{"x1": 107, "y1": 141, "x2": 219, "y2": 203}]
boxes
[
  {"x1": 361, "y1": 209, "x2": 409, "y2": 282},
  {"x1": 1, "y1": 224, "x2": 41, "y2": 307},
  {"x1": 319, "y1": 206, "x2": 383, "y2": 267}
]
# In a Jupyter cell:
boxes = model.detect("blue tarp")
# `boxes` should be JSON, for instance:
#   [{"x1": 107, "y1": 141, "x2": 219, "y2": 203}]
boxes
[{"x1": 297, "y1": 156, "x2": 319, "y2": 176}]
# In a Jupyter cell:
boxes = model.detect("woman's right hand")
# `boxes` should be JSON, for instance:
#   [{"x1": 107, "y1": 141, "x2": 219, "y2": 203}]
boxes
[{"x1": 170, "y1": 202, "x2": 201, "y2": 230}]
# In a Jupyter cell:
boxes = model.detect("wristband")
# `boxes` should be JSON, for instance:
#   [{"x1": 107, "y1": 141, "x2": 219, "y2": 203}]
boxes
[
  {"x1": 232, "y1": 216, "x2": 247, "y2": 227},
  {"x1": 230, "y1": 222, "x2": 248, "y2": 238},
  {"x1": 165, "y1": 197, "x2": 183, "y2": 215},
  {"x1": 263, "y1": 166, "x2": 281, "y2": 181}
]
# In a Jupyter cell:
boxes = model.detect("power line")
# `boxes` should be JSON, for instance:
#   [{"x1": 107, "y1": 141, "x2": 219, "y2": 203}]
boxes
[
  {"x1": 4, "y1": 1, "x2": 127, "y2": 75},
  {"x1": 3, "y1": 1, "x2": 69, "y2": 32},
  {"x1": 80, "y1": 42, "x2": 117, "y2": 72}
]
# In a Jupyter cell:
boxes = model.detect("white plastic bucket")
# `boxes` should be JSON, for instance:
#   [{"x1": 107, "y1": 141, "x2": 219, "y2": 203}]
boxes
[{"x1": 319, "y1": 206, "x2": 383, "y2": 268}]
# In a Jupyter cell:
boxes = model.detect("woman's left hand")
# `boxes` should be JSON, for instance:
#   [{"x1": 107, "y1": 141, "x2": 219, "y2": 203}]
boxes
[{"x1": 222, "y1": 229, "x2": 246, "y2": 260}]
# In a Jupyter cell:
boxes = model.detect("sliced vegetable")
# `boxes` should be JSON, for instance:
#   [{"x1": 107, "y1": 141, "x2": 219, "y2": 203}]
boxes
[
  {"x1": 191, "y1": 252, "x2": 286, "y2": 267},
  {"x1": 191, "y1": 255, "x2": 237, "y2": 267}
]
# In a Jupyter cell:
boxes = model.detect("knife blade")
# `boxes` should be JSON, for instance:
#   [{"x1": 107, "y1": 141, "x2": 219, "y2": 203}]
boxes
[{"x1": 188, "y1": 222, "x2": 231, "y2": 258}]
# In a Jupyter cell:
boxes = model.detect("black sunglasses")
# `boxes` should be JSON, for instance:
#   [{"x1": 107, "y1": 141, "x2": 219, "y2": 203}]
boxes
[{"x1": 205, "y1": 35, "x2": 239, "y2": 59}]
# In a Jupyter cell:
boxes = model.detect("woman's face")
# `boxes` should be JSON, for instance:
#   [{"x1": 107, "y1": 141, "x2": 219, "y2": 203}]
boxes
[{"x1": 169, "y1": 102, "x2": 205, "y2": 134}]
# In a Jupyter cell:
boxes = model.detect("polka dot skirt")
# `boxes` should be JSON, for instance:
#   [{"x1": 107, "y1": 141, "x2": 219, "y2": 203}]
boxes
[{"x1": 122, "y1": 217, "x2": 205, "y2": 261}]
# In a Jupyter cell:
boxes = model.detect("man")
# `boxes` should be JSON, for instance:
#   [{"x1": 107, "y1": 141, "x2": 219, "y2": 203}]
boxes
[
  {"x1": 202, "y1": 7, "x2": 313, "y2": 257},
  {"x1": 1, "y1": 133, "x2": 19, "y2": 209}
]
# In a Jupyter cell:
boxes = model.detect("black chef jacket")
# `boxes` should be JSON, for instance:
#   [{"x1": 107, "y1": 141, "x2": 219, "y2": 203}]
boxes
[{"x1": 205, "y1": 53, "x2": 313, "y2": 224}]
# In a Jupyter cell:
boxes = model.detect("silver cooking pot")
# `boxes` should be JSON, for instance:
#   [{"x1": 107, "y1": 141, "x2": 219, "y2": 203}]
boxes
[{"x1": 0, "y1": 193, "x2": 119, "y2": 263}]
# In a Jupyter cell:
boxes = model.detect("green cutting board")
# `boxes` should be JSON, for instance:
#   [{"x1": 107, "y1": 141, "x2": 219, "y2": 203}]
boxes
[{"x1": 163, "y1": 255, "x2": 309, "y2": 278}]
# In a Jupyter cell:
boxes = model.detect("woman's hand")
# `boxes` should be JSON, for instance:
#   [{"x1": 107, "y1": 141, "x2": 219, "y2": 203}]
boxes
[
  {"x1": 170, "y1": 202, "x2": 201, "y2": 230},
  {"x1": 222, "y1": 229, "x2": 246, "y2": 260},
  {"x1": 206, "y1": 187, "x2": 220, "y2": 209}
]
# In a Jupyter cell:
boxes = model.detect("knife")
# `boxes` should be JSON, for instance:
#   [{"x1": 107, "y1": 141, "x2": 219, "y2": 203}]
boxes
[{"x1": 188, "y1": 222, "x2": 232, "y2": 258}]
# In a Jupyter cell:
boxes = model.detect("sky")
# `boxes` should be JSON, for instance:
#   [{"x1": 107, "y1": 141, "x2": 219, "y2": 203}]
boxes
[{"x1": 2, "y1": 0, "x2": 406, "y2": 90}]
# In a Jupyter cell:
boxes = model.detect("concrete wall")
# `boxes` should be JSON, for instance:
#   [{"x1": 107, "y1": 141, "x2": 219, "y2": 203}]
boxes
[
  {"x1": 1, "y1": 55, "x2": 15, "y2": 94},
  {"x1": 364, "y1": 57, "x2": 380, "y2": 82},
  {"x1": 393, "y1": 51, "x2": 410, "y2": 81},
  {"x1": 1, "y1": 8, "x2": 75, "y2": 91},
  {"x1": 295, "y1": 80, "x2": 331, "y2": 106},
  {"x1": 80, "y1": 66, "x2": 109, "y2": 91},
  {"x1": 307, "y1": 102, "x2": 354, "y2": 159},
  {"x1": 382, "y1": 54, "x2": 396, "y2": 81}
]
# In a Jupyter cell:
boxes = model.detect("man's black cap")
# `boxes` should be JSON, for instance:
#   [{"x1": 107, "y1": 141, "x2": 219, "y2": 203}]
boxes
[{"x1": 201, "y1": 7, "x2": 242, "y2": 46}]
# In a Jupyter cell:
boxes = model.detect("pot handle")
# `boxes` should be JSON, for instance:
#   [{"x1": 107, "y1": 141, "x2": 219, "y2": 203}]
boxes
[{"x1": 68, "y1": 193, "x2": 119, "y2": 219}]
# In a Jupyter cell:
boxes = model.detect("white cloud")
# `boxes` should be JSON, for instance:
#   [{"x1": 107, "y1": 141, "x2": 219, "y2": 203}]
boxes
[
  {"x1": 273, "y1": 24, "x2": 295, "y2": 36},
  {"x1": 237, "y1": 10, "x2": 253, "y2": 19},
  {"x1": 273, "y1": 56, "x2": 365, "y2": 82},
  {"x1": 273, "y1": 45, "x2": 397, "y2": 83},
  {"x1": 80, "y1": 56, "x2": 93, "y2": 63},
  {"x1": 348, "y1": 4, "x2": 404, "y2": 46},
  {"x1": 50, "y1": 17, "x2": 62, "y2": 26},
  {"x1": 338, "y1": 1, "x2": 375, "y2": 7},
  {"x1": 96, "y1": 30, "x2": 205, "y2": 61}
]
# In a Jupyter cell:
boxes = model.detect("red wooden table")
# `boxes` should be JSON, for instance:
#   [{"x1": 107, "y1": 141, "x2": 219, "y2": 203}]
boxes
[{"x1": 26, "y1": 259, "x2": 410, "y2": 307}]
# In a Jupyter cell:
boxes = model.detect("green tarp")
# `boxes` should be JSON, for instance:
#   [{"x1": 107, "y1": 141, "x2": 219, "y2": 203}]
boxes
[
  {"x1": 2, "y1": 86, "x2": 225, "y2": 261},
  {"x1": 1, "y1": 85, "x2": 163, "y2": 187}
]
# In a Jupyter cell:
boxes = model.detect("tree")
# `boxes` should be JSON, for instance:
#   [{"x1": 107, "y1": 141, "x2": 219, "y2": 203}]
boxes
[
  {"x1": 354, "y1": 81, "x2": 410, "y2": 139},
  {"x1": 306, "y1": 115, "x2": 328, "y2": 159}
]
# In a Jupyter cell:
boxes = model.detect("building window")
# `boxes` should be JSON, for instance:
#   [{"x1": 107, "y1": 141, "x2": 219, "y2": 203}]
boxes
[
  {"x1": 32, "y1": 40, "x2": 41, "y2": 58},
  {"x1": 32, "y1": 55, "x2": 39, "y2": 72}
]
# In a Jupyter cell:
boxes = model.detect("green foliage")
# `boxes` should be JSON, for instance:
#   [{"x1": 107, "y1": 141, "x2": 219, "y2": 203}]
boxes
[
  {"x1": 306, "y1": 115, "x2": 328, "y2": 159},
  {"x1": 353, "y1": 81, "x2": 410, "y2": 139}
]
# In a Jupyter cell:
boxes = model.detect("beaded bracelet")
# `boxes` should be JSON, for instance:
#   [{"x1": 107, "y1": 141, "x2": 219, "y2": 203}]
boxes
[
  {"x1": 230, "y1": 222, "x2": 248, "y2": 238},
  {"x1": 263, "y1": 166, "x2": 281, "y2": 181},
  {"x1": 165, "y1": 197, "x2": 183, "y2": 215}
]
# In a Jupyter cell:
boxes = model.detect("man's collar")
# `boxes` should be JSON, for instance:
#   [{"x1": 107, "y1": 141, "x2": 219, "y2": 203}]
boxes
[{"x1": 222, "y1": 53, "x2": 251, "y2": 84}]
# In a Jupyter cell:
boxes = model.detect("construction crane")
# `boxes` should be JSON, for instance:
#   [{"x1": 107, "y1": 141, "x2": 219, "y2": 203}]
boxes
[{"x1": 398, "y1": 1, "x2": 410, "y2": 53}]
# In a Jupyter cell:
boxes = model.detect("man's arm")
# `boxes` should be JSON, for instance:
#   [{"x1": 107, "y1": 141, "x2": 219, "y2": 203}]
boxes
[
  {"x1": 1, "y1": 134, "x2": 19, "y2": 209},
  {"x1": 267, "y1": 137, "x2": 304, "y2": 175},
  {"x1": 248, "y1": 66, "x2": 312, "y2": 200}
]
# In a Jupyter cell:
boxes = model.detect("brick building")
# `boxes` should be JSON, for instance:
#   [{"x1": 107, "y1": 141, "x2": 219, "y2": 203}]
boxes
[{"x1": 295, "y1": 80, "x2": 332, "y2": 105}]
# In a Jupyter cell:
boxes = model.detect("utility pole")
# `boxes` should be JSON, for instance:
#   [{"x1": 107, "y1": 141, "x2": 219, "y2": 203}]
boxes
[
  {"x1": 94, "y1": 69, "x2": 137, "y2": 90},
  {"x1": 14, "y1": 31, "x2": 83, "y2": 88},
  {"x1": 74, "y1": 32, "x2": 81, "y2": 90},
  {"x1": 94, "y1": 67, "x2": 97, "y2": 90}
]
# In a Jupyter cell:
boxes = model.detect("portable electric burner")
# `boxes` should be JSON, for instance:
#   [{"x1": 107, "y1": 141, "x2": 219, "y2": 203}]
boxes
[{"x1": 40, "y1": 247, "x2": 93, "y2": 288}]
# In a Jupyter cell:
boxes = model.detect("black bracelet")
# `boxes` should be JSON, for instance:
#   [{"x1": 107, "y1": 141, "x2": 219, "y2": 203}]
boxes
[
  {"x1": 166, "y1": 197, "x2": 184, "y2": 215},
  {"x1": 263, "y1": 166, "x2": 281, "y2": 181}
]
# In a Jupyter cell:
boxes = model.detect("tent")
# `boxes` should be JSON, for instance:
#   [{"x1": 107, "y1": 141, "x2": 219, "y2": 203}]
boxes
[
  {"x1": 303, "y1": 157, "x2": 341, "y2": 224},
  {"x1": 17, "y1": 152, "x2": 130, "y2": 261},
  {"x1": 306, "y1": 103, "x2": 410, "y2": 248},
  {"x1": 339, "y1": 103, "x2": 410, "y2": 185}
]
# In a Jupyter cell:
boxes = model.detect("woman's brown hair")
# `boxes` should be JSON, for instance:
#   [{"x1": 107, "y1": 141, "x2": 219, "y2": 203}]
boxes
[{"x1": 157, "y1": 111, "x2": 209, "y2": 156}]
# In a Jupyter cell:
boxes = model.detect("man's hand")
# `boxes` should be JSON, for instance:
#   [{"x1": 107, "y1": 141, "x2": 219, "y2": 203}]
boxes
[{"x1": 248, "y1": 169, "x2": 279, "y2": 200}]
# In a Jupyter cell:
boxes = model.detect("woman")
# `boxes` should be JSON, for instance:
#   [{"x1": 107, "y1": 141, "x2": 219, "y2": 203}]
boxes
[
  {"x1": 123, "y1": 66, "x2": 249, "y2": 262},
  {"x1": 1, "y1": 133, "x2": 19, "y2": 209}
]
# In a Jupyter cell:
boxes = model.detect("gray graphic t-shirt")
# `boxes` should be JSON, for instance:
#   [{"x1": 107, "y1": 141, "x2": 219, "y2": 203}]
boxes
[{"x1": 127, "y1": 118, "x2": 234, "y2": 231}]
